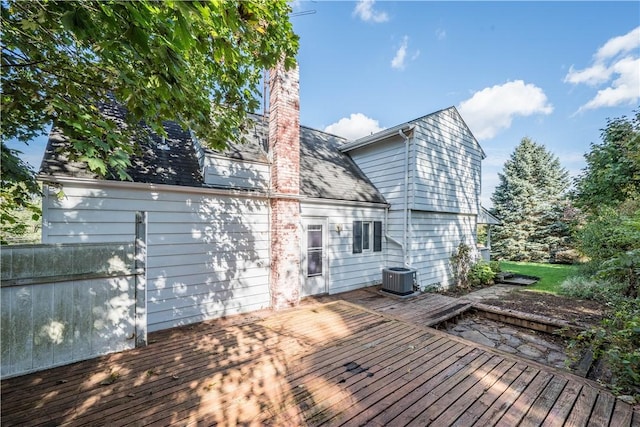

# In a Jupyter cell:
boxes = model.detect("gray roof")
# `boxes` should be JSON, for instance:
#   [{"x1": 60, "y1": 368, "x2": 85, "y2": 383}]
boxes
[
  {"x1": 299, "y1": 126, "x2": 386, "y2": 203},
  {"x1": 40, "y1": 103, "x2": 203, "y2": 186},
  {"x1": 202, "y1": 114, "x2": 269, "y2": 163},
  {"x1": 39, "y1": 107, "x2": 386, "y2": 204}
]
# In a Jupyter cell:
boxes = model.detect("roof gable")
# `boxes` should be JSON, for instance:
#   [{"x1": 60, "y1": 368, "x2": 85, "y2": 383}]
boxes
[{"x1": 340, "y1": 106, "x2": 485, "y2": 160}]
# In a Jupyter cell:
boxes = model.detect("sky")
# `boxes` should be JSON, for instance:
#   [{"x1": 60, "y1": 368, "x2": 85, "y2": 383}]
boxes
[
  {"x1": 289, "y1": 0, "x2": 640, "y2": 207},
  {"x1": 7, "y1": 1, "x2": 640, "y2": 208}
]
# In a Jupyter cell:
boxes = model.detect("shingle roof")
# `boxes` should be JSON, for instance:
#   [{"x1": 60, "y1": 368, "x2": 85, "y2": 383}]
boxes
[
  {"x1": 299, "y1": 126, "x2": 386, "y2": 204},
  {"x1": 202, "y1": 114, "x2": 269, "y2": 163},
  {"x1": 205, "y1": 116, "x2": 386, "y2": 203},
  {"x1": 40, "y1": 103, "x2": 203, "y2": 187},
  {"x1": 39, "y1": 107, "x2": 386, "y2": 204}
]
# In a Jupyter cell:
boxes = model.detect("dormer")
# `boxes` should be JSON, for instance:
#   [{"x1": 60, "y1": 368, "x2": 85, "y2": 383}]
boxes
[{"x1": 190, "y1": 118, "x2": 271, "y2": 191}]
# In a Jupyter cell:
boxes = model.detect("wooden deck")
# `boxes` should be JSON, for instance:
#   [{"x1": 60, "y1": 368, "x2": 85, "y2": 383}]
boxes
[
  {"x1": 2, "y1": 291, "x2": 638, "y2": 426},
  {"x1": 306, "y1": 287, "x2": 473, "y2": 326}
]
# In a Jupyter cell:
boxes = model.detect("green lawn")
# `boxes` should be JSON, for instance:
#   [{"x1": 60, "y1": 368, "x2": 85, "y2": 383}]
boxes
[{"x1": 499, "y1": 261, "x2": 579, "y2": 294}]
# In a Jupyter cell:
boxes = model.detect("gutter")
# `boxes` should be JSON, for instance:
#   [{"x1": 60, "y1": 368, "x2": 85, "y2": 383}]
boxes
[
  {"x1": 303, "y1": 197, "x2": 390, "y2": 209},
  {"x1": 39, "y1": 175, "x2": 389, "y2": 207},
  {"x1": 38, "y1": 174, "x2": 272, "y2": 199},
  {"x1": 339, "y1": 123, "x2": 414, "y2": 152}
]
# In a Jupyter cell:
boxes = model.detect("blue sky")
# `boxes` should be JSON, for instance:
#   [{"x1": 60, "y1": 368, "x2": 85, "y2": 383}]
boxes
[
  {"x1": 8, "y1": 1, "x2": 640, "y2": 208},
  {"x1": 291, "y1": 0, "x2": 640, "y2": 207}
]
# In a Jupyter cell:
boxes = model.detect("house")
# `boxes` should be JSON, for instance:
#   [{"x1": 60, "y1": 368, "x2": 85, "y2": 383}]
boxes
[
  {"x1": 478, "y1": 206, "x2": 502, "y2": 261},
  {"x1": 38, "y1": 64, "x2": 485, "y2": 334}
]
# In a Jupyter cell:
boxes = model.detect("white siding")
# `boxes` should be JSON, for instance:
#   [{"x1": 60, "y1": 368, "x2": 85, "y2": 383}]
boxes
[
  {"x1": 385, "y1": 210, "x2": 406, "y2": 267},
  {"x1": 42, "y1": 184, "x2": 270, "y2": 332},
  {"x1": 411, "y1": 109, "x2": 482, "y2": 214},
  {"x1": 346, "y1": 109, "x2": 482, "y2": 217},
  {"x1": 300, "y1": 202, "x2": 387, "y2": 294},
  {"x1": 408, "y1": 211, "x2": 477, "y2": 290},
  {"x1": 345, "y1": 136, "x2": 408, "y2": 207},
  {"x1": 203, "y1": 155, "x2": 269, "y2": 190},
  {"x1": 345, "y1": 108, "x2": 482, "y2": 290}
]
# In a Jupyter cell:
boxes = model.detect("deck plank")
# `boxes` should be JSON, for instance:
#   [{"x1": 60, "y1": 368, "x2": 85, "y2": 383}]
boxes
[
  {"x1": 564, "y1": 385, "x2": 599, "y2": 427},
  {"x1": 372, "y1": 351, "x2": 494, "y2": 426},
  {"x1": 471, "y1": 365, "x2": 540, "y2": 426},
  {"x1": 494, "y1": 370, "x2": 554, "y2": 426},
  {"x1": 432, "y1": 359, "x2": 517, "y2": 426},
  {"x1": 291, "y1": 333, "x2": 449, "y2": 425},
  {"x1": 450, "y1": 361, "x2": 528, "y2": 426},
  {"x1": 609, "y1": 399, "x2": 635, "y2": 427},
  {"x1": 342, "y1": 347, "x2": 483, "y2": 426},
  {"x1": 314, "y1": 341, "x2": 468, "y2": 426},
  {"x1": 1, "y1": 292, "x2": 638, "y2": 427},
  {"x1": 304, "y1": 338, "x2": 460, "y2": 425},
  {"x1": 518, "y1": 376, "x2": 568, "y2": 427},
  {"x1": 539, "y1": 381, "x2": 583, "y2": 427},
  {"x1": 589, "y1": 391, "x2": 617, "y2": 427},
  {"x1": 405, "y1": 355, "x2": 504, "y2": 426}
]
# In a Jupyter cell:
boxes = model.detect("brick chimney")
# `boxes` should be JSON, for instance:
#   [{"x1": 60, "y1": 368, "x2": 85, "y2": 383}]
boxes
[{"x1": 268, "y1": 61, "x2": 301, "y2": 310}]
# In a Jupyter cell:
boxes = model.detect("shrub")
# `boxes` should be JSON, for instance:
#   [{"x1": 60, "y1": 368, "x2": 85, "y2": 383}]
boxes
[
  {"x1": 576, "y1": 203, "x2": 640, "y2": 263},
  {"x1": 489, "y1": 260, "x2": 501, "y2": 274},
  {"x1": 469, "y1": 262, "x2": 496, "y2": 286},
  {"x1": 570, "y1": 298, "x2": 640, "y2": 399},
  {"x1": 560, "y1": 276, "x2": 604, "y2": 300},
  {"x1": 597, "y1": 249, "x2": 640, "y2": 298},
  {"x1": 450, "y1": 243, "x2": 501, "y2": 291},
  {"x1": 560, "y1": 276, "x2": 627, "y2": 301},
  {"x1": 551, "y1": 248, "x2": 584, "y2": 264}
]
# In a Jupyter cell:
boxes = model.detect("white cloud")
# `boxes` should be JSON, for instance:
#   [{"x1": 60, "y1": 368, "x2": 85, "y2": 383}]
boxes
[
  {"x1": 564, "y1": 63, "x2": 611, "y2": 86},
  {"x1": 581, "y1": 56, "x2": 640, "y2": 110},
  {"x1": 595, "y1": 26, "x2": 640, "y2": 62},
  {"x1": 324, "y1": 113, "x2": 385, "y2": 141},
  {"x1": 458, "y1": 80, "x2": 553, "y2": 140},
  {"x1": 353, "y1": 0, "x2": 389, "y2": 23},
  {"x1": 435, "y1": 28, "x2": 447, "y2": 40},
  {"x1": 391, "y1": 36, "x2": 409, "y2": 70},
  {"x1": 565, "y1": 26, "x2": 640, "y2": 111}
]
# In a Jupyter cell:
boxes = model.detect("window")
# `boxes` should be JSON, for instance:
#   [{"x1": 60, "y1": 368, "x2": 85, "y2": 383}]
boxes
[
  {"x1": 353, "y1": 220, "x2": 382, "y2": 254},
  {"x1": 307, "y1": 224, "x2": 323, "y2": 277}
]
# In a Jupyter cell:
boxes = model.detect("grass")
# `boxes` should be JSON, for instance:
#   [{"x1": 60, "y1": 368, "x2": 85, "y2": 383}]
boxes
[{"x1": 499, "y1": 261, "x2": 579, "y2": 294}]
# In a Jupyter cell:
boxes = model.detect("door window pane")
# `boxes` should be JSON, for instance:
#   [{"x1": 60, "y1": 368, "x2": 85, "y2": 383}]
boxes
[
  {"x1": 308, "y1": 225, "x2": 322, "y2": 249},
  {"x1": 307, "y1": 250, "x2": 322, "y2": 277},
  {"x1": 307, "y1": 224, "x2": 323, "y2": 277}
]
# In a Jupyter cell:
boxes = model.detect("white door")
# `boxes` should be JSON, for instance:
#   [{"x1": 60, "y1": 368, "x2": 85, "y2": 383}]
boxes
[{"x1": 301, "y1": 218, "x2": 328, "y2": 297}]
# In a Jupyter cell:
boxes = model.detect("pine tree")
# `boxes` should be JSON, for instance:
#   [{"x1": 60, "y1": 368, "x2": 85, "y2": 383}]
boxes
[{"x1": 491, "y1": 138, "x2": 571, "y2": 261}]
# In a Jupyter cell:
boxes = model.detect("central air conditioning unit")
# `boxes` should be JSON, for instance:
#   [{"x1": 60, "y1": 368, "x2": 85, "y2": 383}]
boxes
[{"x1": 382, "y1": 267, "x2": 416, "y2": 296}]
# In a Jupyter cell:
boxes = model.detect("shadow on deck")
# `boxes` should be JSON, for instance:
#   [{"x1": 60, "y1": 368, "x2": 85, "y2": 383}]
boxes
[{"x1": 2, "y1": 287, "x2": 638, "y2": 426}]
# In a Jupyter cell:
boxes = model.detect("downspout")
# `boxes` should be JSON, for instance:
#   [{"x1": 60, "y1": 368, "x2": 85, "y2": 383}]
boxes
[{"x1": 399, "y1": 128, "x2": 411, "y2": 267}]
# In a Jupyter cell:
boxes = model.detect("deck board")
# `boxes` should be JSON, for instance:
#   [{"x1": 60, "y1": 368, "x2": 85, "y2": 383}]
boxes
[{"x1": 2, "y1": 292, "x2": 638, "y2": 426}]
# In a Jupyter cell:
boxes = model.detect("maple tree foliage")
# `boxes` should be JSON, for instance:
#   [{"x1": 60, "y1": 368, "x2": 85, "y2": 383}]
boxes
[{"x1": 1, "y1": 0, "x2": 299, "y2": 240}]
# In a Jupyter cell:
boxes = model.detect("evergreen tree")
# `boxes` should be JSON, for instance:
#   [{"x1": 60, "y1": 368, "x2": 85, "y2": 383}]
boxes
[{"x1": 491, "y1": 138, "x2": 571, "y2": 261}]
